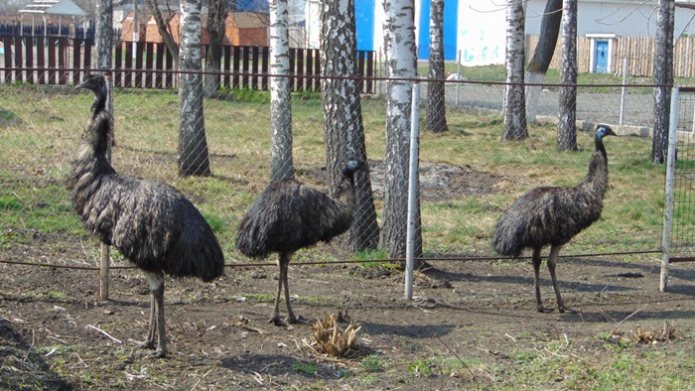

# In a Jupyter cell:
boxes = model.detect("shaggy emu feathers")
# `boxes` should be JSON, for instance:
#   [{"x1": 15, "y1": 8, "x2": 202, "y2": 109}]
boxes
[{"x1": 236, "y1": 179, "x2": 354, "y2": 259}]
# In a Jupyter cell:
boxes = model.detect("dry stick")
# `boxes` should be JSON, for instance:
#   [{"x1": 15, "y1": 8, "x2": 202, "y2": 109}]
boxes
[
  {"x1": 87, "y1": 324, "x2": 122, "y2": 344},
  {"x1": 617, "y1": 304, "x2": 649, "y2": 325},
  {"x1": 189, "y1": 366, "x2": 216, "y2": 391},
  {"x1": 436, "y1": 336, "x2": 477, "y2": 384},
  {"x1": 22, "y1": 328, "x2": 35, "y2": 362}
]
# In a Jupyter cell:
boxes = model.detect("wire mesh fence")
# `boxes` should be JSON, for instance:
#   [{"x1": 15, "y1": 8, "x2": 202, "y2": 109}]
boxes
[
  {"x1": 0, "y1": 69, "x2": 666, "y2": 275},
  {"x1": 665, "y1": 88, "x2": 695, "y2": 260}
]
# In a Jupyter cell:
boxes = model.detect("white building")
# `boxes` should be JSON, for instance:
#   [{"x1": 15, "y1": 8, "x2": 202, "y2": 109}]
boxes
[{"x1": 304, "y1": 0, "x2": 695, "y2": 68}]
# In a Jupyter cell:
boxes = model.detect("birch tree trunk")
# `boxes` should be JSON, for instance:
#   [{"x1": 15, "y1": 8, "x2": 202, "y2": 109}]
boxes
[
  {"x1": 178, "y1": 0, "x2": 211, "y2": 176},
  {"x1": 525, "y1": 0, "x2": 562, "y2": 123},
  {"x1": 269, "y1": 0, "x2": 294, "y2": 182},
  {"x1": 557, "y1": 0, "x2": 577, "y2": 151},
  {"x1": 381, "y1": 0, "x2": 422, "y2": 259},
  {"x1": 147, "y1": 0, "x2": 179, "y2": 66},
  {"x1": 94, "y1": 0, "x2": 112, "y2": 71},
  {"x1": 652, "y1": 0, "x2": 674, "y2": 164},
  {"x1": 501, "y1": 0, "x2": 528, "y2": 141},
  {"x1": 321, "y1": 0, "x2": 379, "y2": 251},
  {"x1": 204, "y1": 0, "x2": 226, "y2": 98},
  {"x1": 425, "y1": 0, "x2": 448, "y2": 133}
]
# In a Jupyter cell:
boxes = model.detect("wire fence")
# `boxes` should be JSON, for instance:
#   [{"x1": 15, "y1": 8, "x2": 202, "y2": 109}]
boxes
[{"x1": 0, "y1": 70, "x2": 666, "y2": 277}]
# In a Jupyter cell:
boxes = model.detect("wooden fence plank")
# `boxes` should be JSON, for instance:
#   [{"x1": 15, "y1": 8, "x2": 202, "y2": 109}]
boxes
[
  {"x1": 3, "y1": 36, "x2": 13, "y2": 83},
  {"x1": 37, "y1": 37, "x2": 45, "y2": 84},
  {"x1": 14, "y1": 36, "x2": 23, "y2": 83},
  {"x1": 155, "y1": 43, "x2": 164, "y2": 88},
  {"x1": 146, "y1": 42, "x2": 154, "y2": 88},
  {"x1": 58, "y1": 37, "x2": 68, "y2": 84},
  {"x1": 114, "y1": 43, "x2": 122, "y2": 87}
]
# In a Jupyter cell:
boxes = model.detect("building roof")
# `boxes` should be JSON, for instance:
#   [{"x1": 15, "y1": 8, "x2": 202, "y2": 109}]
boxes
[{"x1": 18, "y1": 0, "x2": 86, "y2": 17}]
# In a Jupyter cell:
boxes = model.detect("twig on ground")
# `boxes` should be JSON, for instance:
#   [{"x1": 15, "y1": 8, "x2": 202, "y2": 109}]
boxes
[
  {"x1": 190, "y1": 366, "x2": 216, "y2": 391},
  {"x1": 86, "y1": 324, "x2": 122, "y2": 344},
  {"x1": 437, "y1": 336, "x2": 477, "y2": 384}
]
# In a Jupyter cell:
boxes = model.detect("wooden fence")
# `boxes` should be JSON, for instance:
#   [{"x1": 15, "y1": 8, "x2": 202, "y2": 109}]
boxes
[
  {"x1": 0, "y1": 36, "x2": 377, "y2": 93},
  {"x1": 527, "y1": 34, "x2": 695, "y2": 78}
]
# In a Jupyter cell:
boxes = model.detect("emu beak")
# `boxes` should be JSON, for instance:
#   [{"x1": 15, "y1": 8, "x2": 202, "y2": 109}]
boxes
[{"x1": 75, "y1": 80, "x2": 92, "y2": 90}]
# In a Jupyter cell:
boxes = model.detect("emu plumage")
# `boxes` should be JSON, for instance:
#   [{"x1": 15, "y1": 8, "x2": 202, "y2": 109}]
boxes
[
  {"x1": 69, "y1": 74, "x2": 225, "y2": 357},
  {"x1": 235, "y1": 160, "x2": 366, "y2": 325},
  {"x1": 492, "y1": 124, "x2": 616, "y2": 313}
]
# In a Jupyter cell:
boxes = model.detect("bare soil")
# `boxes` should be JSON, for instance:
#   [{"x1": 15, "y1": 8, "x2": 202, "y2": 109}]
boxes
[{"x1": 1, "y1": 162, "x2": 694, "y2": 390}]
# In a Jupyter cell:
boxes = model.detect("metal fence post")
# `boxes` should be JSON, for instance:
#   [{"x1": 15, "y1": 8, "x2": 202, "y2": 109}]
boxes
[
  {"x1": 405, "y1": 81, "x2": 420, "y2": 301},
  {"x1": 661, "y1": 87, "x2": 679, "y2": 292}
]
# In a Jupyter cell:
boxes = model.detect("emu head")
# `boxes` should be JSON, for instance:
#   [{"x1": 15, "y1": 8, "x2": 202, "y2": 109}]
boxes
[
  {"x1": 596, "y1": 124, "x2": 616, "y2": 139},
  {"x1": 76, "y1": 73, "x2": 107, "y2": 99},
  {"x1": 342, "y1": 158, "x2": 367, "y2": 180}
]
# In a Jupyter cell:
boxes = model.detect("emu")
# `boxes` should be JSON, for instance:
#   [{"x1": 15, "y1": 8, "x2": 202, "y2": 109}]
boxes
[
  {"x1": 235, "y1": 159, "x2": 366, "y2": 326},
  {"x1": 69, "y1": 73, "x2": 225, "y2": 357},
  {"x1": 491, "y1": 124, "x2": 616, "y2": 313}
]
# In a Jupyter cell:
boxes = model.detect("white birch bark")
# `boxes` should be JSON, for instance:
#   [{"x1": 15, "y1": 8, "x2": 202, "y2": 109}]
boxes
[
  {"x1": 178, "y1": 0, "x2": 211, "y2": 176},
  {"x1": 652, "y1": 0, "x2": 674, "y2": 164},
  {"x1": 94, "y1": 0, "x2": 112, "y2": 71},
  {"x1": 269, "y1": 0, "x2": 294, "y2": 182},
  {"x1": 381, "y1": 0, "x2": 421, "y2": 259},
  {"x1": 321, "y1": 0, "x2": 379, "y2": 250},
  {"x1": 502, "y1": 0, "x2": 528, "y2": 141},
  {"x1": 426, "y1": 0, "x2": 448, "y2": 133},
  {"x1": 557, "y1": 0, "x2": 577, "y2": 151}
]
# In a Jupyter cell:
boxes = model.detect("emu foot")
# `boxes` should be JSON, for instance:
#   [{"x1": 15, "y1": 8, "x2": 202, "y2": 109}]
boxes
[
  {"x1": 287, "y1": 314, "x2": 304, "y2": 324},
  {"x1": 559, "y1": 306, "x2": 578, "y2": 314},
  {"x1": 128, "y1": 338, "x2": 155, "y2": 350},
  {"x1": 537, "y1": 306, "x2": 555, "y2": 313},
  {"x1": 269, "y1": 316, "x2": 286, "y2": 327},
  {"x1": 135, "y1": 348, "x2": 166, "y2": 359}
]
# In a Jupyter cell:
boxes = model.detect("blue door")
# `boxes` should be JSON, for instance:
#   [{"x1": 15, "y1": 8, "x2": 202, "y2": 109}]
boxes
[{"x1": 595, "y1": 41, "x2": 609, "y2": 73}]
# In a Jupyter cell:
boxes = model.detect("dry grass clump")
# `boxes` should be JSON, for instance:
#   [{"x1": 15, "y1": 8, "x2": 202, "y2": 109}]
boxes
[
  {"x1": 310, "y1": 312, "x2": 362, "y2": 357},
  {"x1": 630, "y1": 321, "x2": 683, "y2": 344}
]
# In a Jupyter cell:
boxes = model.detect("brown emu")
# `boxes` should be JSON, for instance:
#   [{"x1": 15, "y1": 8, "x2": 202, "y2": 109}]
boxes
[
  {"x1": 69, "y1": 73, "x2": 225, "y2": 358},
  {"x1": 235, "y1": 159, "x2": 366, "y2": 326},
  {"x1": 492, "y1": 124, "x2": 616, "y2": 313}
]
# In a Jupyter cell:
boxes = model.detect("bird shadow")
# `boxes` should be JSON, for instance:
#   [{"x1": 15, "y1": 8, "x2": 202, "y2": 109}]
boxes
[
  {"x1": 562, "y1": 307, "x2": 695, "y2": 324},
  {"x1": 423, "y1": 268, "x2": 640, "y2": 293},
  {"x1": 0, "y1": 318, "x2": 74, "y2": 390},
  {"x1": 359, "y1": 322, "x2": 456, "y2": 339}
]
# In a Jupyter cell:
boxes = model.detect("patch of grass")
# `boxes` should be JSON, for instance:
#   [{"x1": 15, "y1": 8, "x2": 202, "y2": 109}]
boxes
[
  {"x1": 292, "y1": 361, "x2": 317, "y2": 375},
  {"x1": 361, "y1": 355, "x2": 384, "y2": 372},
  {"x1": 242, "y1": 293, "x2": 274, "y2": 303}
]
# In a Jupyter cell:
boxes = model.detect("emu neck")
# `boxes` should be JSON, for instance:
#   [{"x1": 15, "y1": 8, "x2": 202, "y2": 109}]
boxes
[
  {"x1": 77, "y1": 99, "x2": 113, "y2": 173},
  {"x1": 91, "y1": 90, "x2": 107, "y2": 121},
  {"x1": 334, "y1": 170, "x2": 358, "y2": 213},
  {"x1": 580, "y1": 136, "x2": 609, "y2": 198}
]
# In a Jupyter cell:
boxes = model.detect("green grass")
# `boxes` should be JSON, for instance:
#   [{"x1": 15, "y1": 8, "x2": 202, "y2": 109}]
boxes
[{"x1": 0, "y1": 82, "x2": 667, "y2": 260}]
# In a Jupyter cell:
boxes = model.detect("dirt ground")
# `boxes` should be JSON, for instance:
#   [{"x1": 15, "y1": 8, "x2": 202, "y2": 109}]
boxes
[{"x1": 1, "y1": 163, "x2": 695, "y2": 390}]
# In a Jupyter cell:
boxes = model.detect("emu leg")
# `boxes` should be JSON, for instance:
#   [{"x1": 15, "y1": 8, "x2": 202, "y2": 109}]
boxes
[
  {"x1": 281, "y1": 253, "x2": 298, "y2": 324},
  {"x1": 142, "y1": 293, "x2": 157, "y2": 349},
  {"x1": 532, "y1": 248, "x2": 553, "y2": 313},
  {"x1": 547, "y1": 244, "x2": 576, "y2": 314},
  {"x1": 270, "y1": 256, "x2": 285, "y2": 326},
  {"x1": 139, "y1": 271, "x2": 167, "y2": 358}
]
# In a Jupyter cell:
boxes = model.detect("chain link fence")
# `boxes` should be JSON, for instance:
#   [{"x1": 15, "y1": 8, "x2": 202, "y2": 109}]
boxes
[{"x1": 0, "y1": 69, "x2": 665, "y2": 273}]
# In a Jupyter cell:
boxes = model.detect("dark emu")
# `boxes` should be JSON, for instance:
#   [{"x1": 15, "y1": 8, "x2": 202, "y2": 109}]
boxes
[
  {"x1": 69, "y1": 73, "x2": 225, "y2": 358},
  {"x1": 492, "y1": 124, "x2": 616, "y2": 313},
  {"x1": 235, "y1": 159, "x2": 366, "y2": 326}
]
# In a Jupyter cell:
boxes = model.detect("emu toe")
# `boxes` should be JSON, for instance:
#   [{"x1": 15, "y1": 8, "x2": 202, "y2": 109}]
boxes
[
  {"x1": 270, "y1": 316, "x2": 286, "y2": 327},
  {"x1": 559, "y1": 305, "x2": 578, "y2": 314},
  {"x1": 537, "y1": 306, "x2": 555, "y2": 313}
]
